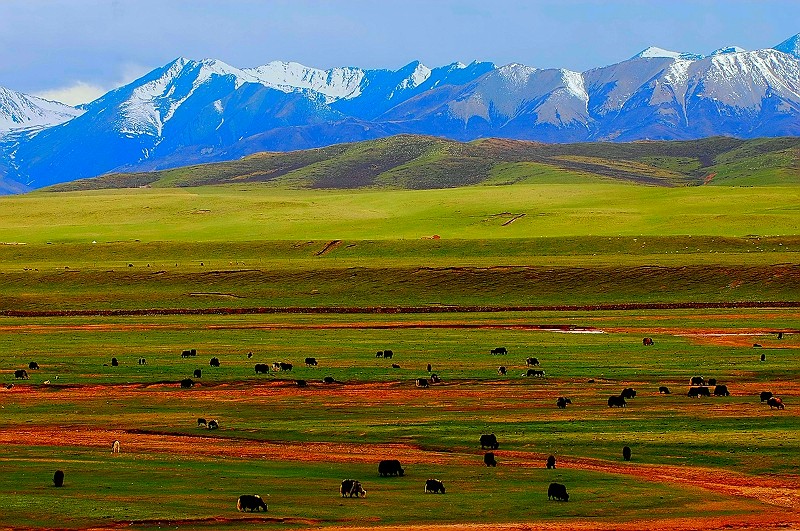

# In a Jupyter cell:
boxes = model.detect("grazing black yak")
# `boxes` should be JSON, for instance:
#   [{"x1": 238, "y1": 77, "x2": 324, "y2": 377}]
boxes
[
  {"x1": 237, "y1": 494, "x2": 267, "y2": 512},
  {"x1": 767, "y1": 397, "x2": 785, "y2": 409},
  {"x1": 340, "y1": 479, "x2": 366, "y2": 497},
  {"x1": 608, "y1": 395, "x2": 626, "y2": 407},
  {"x1": 548, "y1": 482, "x2": 569, "y2": 501},
  {"x1": 425, "y1": 479, "x2": 445, "y2": 493},
  {"x1": 484, "y1": 452, "x2": 497, "y2": 467},
  {"x1": 378, "y1": 460, "x2": 405, "y2": 476},
  {"x1": 480, "y1": 433, "x2": 499, "y2": 450}
]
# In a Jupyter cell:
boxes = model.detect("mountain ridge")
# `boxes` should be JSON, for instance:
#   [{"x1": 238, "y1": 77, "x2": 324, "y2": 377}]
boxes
[{"x1": 2, "y1": 33, "x2": 800, "y2": 192}]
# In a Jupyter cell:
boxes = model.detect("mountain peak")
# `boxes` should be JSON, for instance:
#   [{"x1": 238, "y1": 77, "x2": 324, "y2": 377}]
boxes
[
  {"x1": 632, "y1": 47, "x2": 704, "y2": 61},
  {"x1": 5, "y1": 39, "x2": 800, "y2": 192},
  {"x1": 0, "y1": 85, "x2": 83, "y2": 133},
  {"x1": 774, "y1": 33, "x2": 800, "y2": 58},
  {"x1": 245, "y1": 61, "x2": 365, "y2": 101},
  {"x1": 711, "y1": 46, "x2": 746, "y2": 56}
]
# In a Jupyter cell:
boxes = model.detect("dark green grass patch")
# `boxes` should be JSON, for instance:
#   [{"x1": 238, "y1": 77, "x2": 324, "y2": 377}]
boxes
[{"x1": 0, "y1": 446, "x2": 763, "y2": 529}]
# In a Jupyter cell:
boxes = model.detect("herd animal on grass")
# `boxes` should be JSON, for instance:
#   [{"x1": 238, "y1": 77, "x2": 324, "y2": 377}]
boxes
[
  {"x1": 13, "y1": 336, "x2": 787, "y2": 515},
  {"x1": 237, "y1": 494, "x2": 267, "y2": 512}
]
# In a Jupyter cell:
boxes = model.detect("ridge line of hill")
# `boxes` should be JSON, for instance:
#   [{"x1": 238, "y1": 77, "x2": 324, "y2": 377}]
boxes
[{"x1": 45, "y1": 134, "x2": 800, "y2": 192}]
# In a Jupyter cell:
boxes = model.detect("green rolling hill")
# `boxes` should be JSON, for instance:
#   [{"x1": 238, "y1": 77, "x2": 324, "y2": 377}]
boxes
[{"x1": 47, "y1": 135, "x2": 800, "y2": 192}]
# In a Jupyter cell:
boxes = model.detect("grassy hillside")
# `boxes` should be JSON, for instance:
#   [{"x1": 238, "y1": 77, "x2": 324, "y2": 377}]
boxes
[
  {"x1": 5, "y1": 183, "x2": 800, "y2": 244},
  {"x1": 46, "y1": 135, "x2": 800, "y2": 191},
  {"x1": 1, "y1": 182, "x2": 799, "y2": 312}
]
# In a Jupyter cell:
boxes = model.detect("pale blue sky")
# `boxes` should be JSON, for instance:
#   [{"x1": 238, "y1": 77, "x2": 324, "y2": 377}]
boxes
[{"x1": 1, "y1": 0, "x2": 798, "y2": 104}]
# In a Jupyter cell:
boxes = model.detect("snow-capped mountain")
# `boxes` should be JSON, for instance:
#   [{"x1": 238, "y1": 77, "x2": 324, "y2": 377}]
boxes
[
  {"x1": 2, "y1": 33, "x2": 800, "y2": 191},
  {"x1": 0, "y1": 86, "x2": 83, "y2": 133}
]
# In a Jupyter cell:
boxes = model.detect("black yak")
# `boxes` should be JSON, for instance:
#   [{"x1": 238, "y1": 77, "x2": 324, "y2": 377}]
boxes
[
  {"x1": 688, "y1": 386, "x2": 710, "y2": 397},
  {"x1": 548, "y1": 482, "x2": 569, "y2": 501},
  {"x1": 767, "y1": 397, "x2": 785, "y2": 409},
  {"x1": 378, "y1": 460, "x2": 405, "y2": 476},
  {"x1": 425, "y1": 479, "x2": 445, "y2": 493},
  {"x1": 340, "y1": 479, "x2": 366, "y2": 497},
  {"x1": 480, "y1": 433, "x2": 499, "y2": 450},
  {"x1": 484, "y1": 452, "x2": 497, "y2": 467},
  {"x1": 621, "y1": 388, "x2": 637, "y2": 399},
  {"x1": 237, "y1": 494, "x2": 267, "y2": 512},
  {"x1": 608, "y1": 395, "x2": 626, "y2": 407}
]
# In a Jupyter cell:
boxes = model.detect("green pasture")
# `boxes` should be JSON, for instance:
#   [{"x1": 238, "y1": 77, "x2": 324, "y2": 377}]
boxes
[
  {"x1": 0, "y1": 181, "x2": 798, "y2": 311},
  {"x1": 0, "y1": 311, "x2": 797, "y2": 528},
  {"x1": 0, "y1": 167, "x2": 798, "y2": 528},
  {"x1": 1, "y1": 447, "x2": 747, "y2": 530},
  {"x1": 0, "y1": 183, "x2": 798, "y2": 244}
]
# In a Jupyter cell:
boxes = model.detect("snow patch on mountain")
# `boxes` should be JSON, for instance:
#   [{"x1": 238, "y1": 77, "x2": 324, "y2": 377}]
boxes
[
  {"x1": 698, "y1": 49, "x2": 800, "y2": 108},
  {"x1": 116, "y1": 57, "x2": 262, "y2": 136},
  {"x1": 711, "y1": 46, "x2": 746, "y2": 56},
  {"x1": 245, "y1": 61, "x2": 365, "y2": 101},
  {"x1": 633, "y1": 47, "x2": 703, "y2": 60},
  {"x1": 561, "y1": 70, "x2": 588, "y2": 102},
  {"x1": 497, "y1": 64, "x2": 538, "y2": 87},
  {"x1": 397, "y1": 62, "x2": 432, "y2": 90},
  {"x1": 0, "y1": 86, "x2": 83, "y2": 133}
]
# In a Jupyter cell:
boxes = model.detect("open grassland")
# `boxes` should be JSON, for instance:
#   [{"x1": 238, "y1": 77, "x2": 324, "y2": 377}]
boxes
[
  {"x1": 0, "y1": 182, "x2": 798, "y2": 312},
  {"x1": 0, "y1": 311, "x2": 798, "y2": 530},
  {"x1": 4, "y1": 182, "x2": 798, "y2": 243},
  {"x1": 0, "y1": 177, "x2": 799, "y2": 529}
]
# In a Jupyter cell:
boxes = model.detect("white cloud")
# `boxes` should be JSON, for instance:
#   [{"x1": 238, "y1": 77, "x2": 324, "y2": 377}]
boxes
[
  {"x1": 34, "y1": 81, "x2": 107, "y2": 106},
  {"x1": 32, "y1": 63, "x2": 152, "y2": 106}
]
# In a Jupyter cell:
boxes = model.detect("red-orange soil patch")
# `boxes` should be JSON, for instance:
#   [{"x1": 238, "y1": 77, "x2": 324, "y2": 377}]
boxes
[{"x1": 2, "y1": 425, "x2": 798, "y2": 512}]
